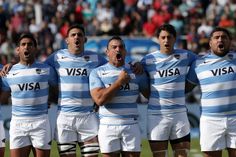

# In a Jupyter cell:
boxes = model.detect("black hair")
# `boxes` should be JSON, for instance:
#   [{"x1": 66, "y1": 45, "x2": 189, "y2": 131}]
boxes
[
  {"x1": 66, "y1": 24, "x2": 85, "y2": 36},
  {"x1": 156, "y1": 23, "x2": 176, "y2": 38},
  {"x1": 17, "y1": 33, "x2": 37, "y2": 47},
  {"x1": 209, "y1": 27, "x2": 232, "y2": 40},
  {"x1": 107, "y1": 36, "x2": 125, "y2": 49}
]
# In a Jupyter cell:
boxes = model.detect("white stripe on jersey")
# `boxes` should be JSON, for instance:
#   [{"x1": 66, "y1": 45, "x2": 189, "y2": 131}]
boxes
[
  {"x1": 151, "y1": 82, "x2": 185, "y2": 91},
  {"x1": 201, "y1": 95, "x2": 236, "y2": 107},
  {"x1": 100, "y1": 108, "x2": 138, "y2": 116},
  {"x1": 201, "y1": 80, "x2": 236, "y2": 93},
  {"x1": 98, "y1": 70, "x2": 120, "y2": 78},
  {"x1": 12, "y1": 95, "x2": 48, "y2": 106},
  {"x1": 10, "y1": 82, "x2": 48, "y2": 92},
  {"x1": 149, "y1": 97, "x2": 185, "y2": 106},
  {"x1": 60, "y1": 83, "x2": 89, "y2": 91},
  {"x1": 58, "y1": 98, "x2": 93, "y2": 106},
  {"x1": 8, "y1": 68, "x2": 49, "y2": 78},
  {"x1": 145, "y1": 52, "x2": 188, "y2": 64},
  {"x1": 57, "y1": 53, "x2": 99, "y2": 62}
]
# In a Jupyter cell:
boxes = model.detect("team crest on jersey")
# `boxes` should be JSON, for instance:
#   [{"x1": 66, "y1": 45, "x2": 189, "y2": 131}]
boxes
[
  {"x1": 36, "y1": 68, "x2": 42, "y2": 74},
  {"x1": 61, "y1": 56, "x2": 68, "y2": 59},
  {"x1": 174, "y1": 54, "x2": 180, "y2": 59},
  {"x1": 228, "y1": 54, "x2": 234, "y2": 60},
  {"x1": 84, "y1": 56, "x2": 90, "y2": 61}
]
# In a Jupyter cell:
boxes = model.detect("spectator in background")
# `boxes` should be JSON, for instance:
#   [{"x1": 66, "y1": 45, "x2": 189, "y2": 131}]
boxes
[{"x1": 1, "y1": 0, "x2": 236, "y2": 64}]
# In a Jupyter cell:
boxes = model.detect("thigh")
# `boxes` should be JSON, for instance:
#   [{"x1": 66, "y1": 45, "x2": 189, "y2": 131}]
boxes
[
  {"x1": 170, "y1": 112, "x2": 190, "y2": 140},
  {"x1": 149, "y1": 140, "x2": 168, "y2": 150},
  {"x1": 0, "y1": 147, "x2": 4, "y2": 157},
  {"x1": 121, "y1": 151, "x2": 140, "y2": 157},
  {"x1": 34, "y1": 148, "x2": 50, "y2": 157},
  {"x1": 121, "y1": 124, "x2": 141, "y2": 152},
  {"x1": 147, "y1": 114, "x2": 172, "y2": 141},
  {"x1": 31, "y1": 116, "x2": 51, "y2": 150},
  {"x1": 203, "y1": 151, "x2": 222, "y2": 157},
  {"x1": 228, "y1": 148, "x2": 236, "y2": 157},
  {"x1": 0, "y1": 121, "x2": 5, "y2": 148},
  {"x1": 200, "y1": 116, "x2": 226, "y2": 151},
  {"x1": 10, "y1": 145, "x2": 32, "y2": 157}
]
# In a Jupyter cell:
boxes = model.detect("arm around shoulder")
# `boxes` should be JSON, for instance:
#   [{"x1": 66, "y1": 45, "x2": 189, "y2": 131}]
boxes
[{"x1": 0, "y1": 91, "x2": 11, "y2": 105}]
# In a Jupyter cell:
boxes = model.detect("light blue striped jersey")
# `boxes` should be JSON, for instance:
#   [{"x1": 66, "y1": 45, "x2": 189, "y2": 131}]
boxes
[
  {"x1": 0, "y1": 64, "x2": 3, "y2": 120},
  {"x1": 45, "y1": 49, "x2": 107, "y2": 114},
  {"x1": 141, "y1": 49, "x2": 197, "y2": 114},
  {"x1": 89, "y1": 63, "x2": 149, "y2": 125},
  {"x1": 1, "y1": 62, "x2": 58, "y2": 117},
  {"x1": 187, "y1": 51, "x2": 236, "y2": 117}
]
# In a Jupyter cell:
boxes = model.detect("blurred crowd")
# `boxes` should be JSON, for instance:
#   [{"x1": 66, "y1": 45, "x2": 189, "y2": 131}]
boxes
[{"x1": 0, "y1": 0, "x2": 236, "y2": 65}]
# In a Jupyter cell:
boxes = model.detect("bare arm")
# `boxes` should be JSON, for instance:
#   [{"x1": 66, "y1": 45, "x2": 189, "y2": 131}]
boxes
[
  {"x1": 185, "y1": 80, "x2": 197, "y2": 94},
  {"x1": 48, "y1": 85, "x2": 59, "y2": 108},
  {"x1": 90, "y1": 70, "x2": 130, "y2": 106},
  {"x1": 0, "y1": 91, "x2": 11, "y2": 104},
  {"x1": 0, "y1": 63, "x2": 13, "y2": 77},
  {"x1": 130, "y1": 62, "x2": 144, "y2": 75},
  {"x1": 141, "y1": 87, "x2": 150, "y2": 99}
]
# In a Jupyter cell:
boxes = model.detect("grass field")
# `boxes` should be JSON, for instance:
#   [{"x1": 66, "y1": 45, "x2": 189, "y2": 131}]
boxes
[{"x1": 4, "y1": 138, "x2": 229, "y2": 157}]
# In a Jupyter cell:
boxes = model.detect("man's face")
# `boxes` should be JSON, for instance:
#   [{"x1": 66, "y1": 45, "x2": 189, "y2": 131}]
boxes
[
  {"x1": 209, "y1": 31, "x2": 231, "y2": 56},
  {"x1": 66, "y1": 28, "x2": 86, "y2": 54},
  {"x1": 106, "y1": 39, "x2": 126, "y2": 67},
  {"x1": 158, "y1": 30, "x2": 176, "y2": 54},
  {"x1": 17, "y1": 38, "x2": 36, "y2": 64}
]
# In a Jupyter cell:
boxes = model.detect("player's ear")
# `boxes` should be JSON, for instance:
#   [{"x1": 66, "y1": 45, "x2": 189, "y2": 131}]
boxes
[
  {"x1": 84, "y1": 37, "x2": 87, "y2": 43},
  {"x1": 106, "y1": 49, "x2": 109, "y2": 57},
  {"x1": 65, "y1": 37, "x2": 69, "y2": 44},
  {"x1": 16, "y1": 47, "x2": 20, "y2": 55}
]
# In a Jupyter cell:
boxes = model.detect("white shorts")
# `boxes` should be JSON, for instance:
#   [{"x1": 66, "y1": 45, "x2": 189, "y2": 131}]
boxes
[
  {"x1": 200, "y1": 116, "x2": 236, "y2": 151},
  {"x1": 0, "y1": 120, "x2": 5, "y2": 148},
  {"x1": 98, "y1": 123, "x2": 141, "y2": 153},
  {"x1": 55, "y1": 112, "x2": 99, "y2": 143},
  {"x1": 147, "y1": 112, "x2": 190, "y2": 141},
  {"x1": 10, "y1": 115, "x2": 51, "y2": 149}
]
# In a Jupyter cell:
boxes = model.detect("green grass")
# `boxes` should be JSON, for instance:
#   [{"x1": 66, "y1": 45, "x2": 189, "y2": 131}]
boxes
[{"x1": 4, "y1": 139, "x2": 228, "y2": 157}]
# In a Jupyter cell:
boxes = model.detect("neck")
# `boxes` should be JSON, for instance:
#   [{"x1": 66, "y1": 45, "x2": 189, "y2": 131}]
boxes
[
  {"x1": 160, "y1": 48, "x2": 173, "y2": 55},
  {"x1": 20, "y1": 59, "x2": 34, "y2": 66},
  {"x1": 109, "y1": 61, "x2": 124, "y2": 68},
  {"x1": 69, "y1": 49, "x2": 83, "y2": 55}
]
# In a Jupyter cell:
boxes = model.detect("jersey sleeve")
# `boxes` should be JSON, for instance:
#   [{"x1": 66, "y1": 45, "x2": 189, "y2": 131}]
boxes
[
  {"x1": 89, "y1": 68, "x2": 105, "y2": 90},
  {"x1": 137, "y1": 72, "x2": 149, "y2": 92}
]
